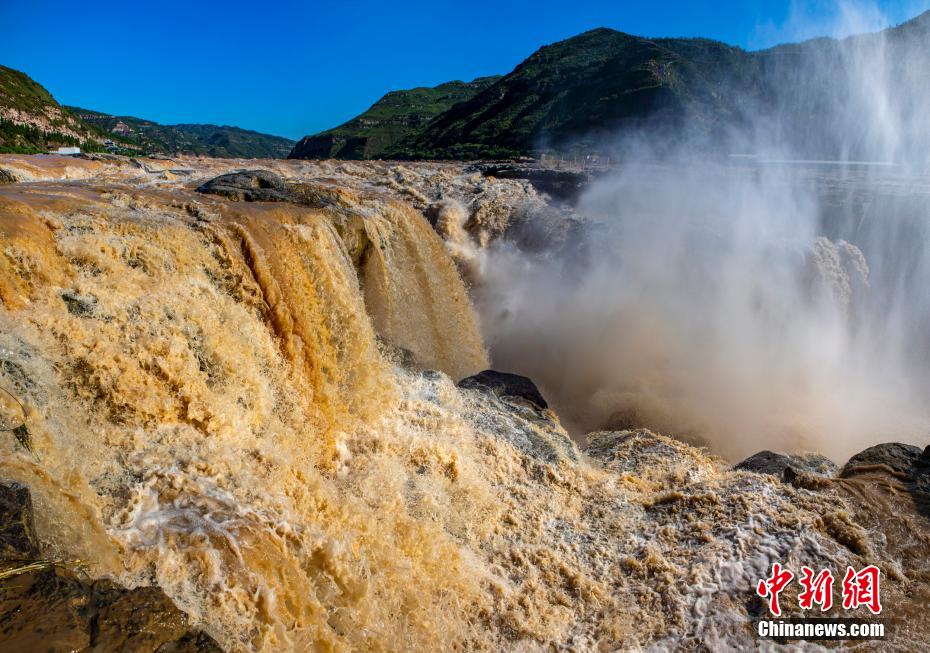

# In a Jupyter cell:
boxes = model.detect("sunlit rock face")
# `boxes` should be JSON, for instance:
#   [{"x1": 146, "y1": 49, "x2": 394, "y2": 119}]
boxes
[{"x1": 0, "y1": 154, "x2": 928, "y2": 652}]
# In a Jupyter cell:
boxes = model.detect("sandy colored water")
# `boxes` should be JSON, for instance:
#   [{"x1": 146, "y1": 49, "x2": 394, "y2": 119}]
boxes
[{"x1": 0, "y1": 154, "x2": 927, "y2": 651}]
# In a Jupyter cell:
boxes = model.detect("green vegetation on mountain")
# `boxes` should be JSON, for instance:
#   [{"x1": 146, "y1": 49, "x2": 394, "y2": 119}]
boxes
[
  {"x1": 0, "y1": 65, "x2": 104, "y2": 153},
  {"x1": 288, "y1": 76, "x2": 501, "y2": 159},
  {"x1": 290, "y1": 10, "x2": 930, "y2": 161},
  {"x1": 288, "y1": 31, "x2": 763, "y2": 160},
  {"x1": 68, "y1": 108, "x2": 295, "y2": 158},
  {"x1": 1, "y1": 64, "x2": 294, "y2": 157},
  {"x1": 388, "y1": 30, "x2": 761, "y2": 159}
]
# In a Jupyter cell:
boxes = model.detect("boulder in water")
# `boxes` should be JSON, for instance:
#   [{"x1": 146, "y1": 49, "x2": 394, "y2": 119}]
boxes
[
  {"x1": 196, "y1": 170, "x2": 295, "y2": 202},
  {"x1": 457, "y1": 369, "x2": 548, "y2": 410},
  {"x1": 197, "y1": 170, "x2": 341, "y2": 209},
  {"x1": 840, "y1": 442, "x2": 923, "y2": 477},
  {"x1": 0, "y1": 482, "x2": 39, "y2": 559},
  {"x1": 735, "y1": 450, "x2": 838, "y2": 482}
]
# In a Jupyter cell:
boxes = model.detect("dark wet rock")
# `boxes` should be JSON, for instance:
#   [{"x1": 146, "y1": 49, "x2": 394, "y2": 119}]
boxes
[
  {"x1": 735, "y1": 450, "x2": 838, "y2": 483},
  {"x1": 196, "y1": 171, "x2": 340, "y2": 210},
  {"x1": 912, "y1": 447, "x2": 930, "y2": 509},
  {"x1": 60, "y1": 289, "x2": 97, "y2": 316},
  {"x1": 1, "y1": 564, "x2": 94, "y2": 652},
  {"x1": 840, "y1": 442, "x2": 923, "y2": 477},
  {"x1": 735, "y1": 450, "x2": 791, "y2": 476},
  {"x1": 10, "y1": 423, "x2": 31, "y2": 452},
  {"x1": 0, "y1": 357, "x2": 36, "y2": 394},
  {"x1": 90, "y1": 580, "x2": 220, "y2": 653},
  {"x1": 196, "y1": 169, "x2": 295, "y2": 202},
  {"x1": 915, "y1": 445, "x2": 930, "y2": 477},
  {"x1": 449, "y1": 371, "x2": 576, "y2": 463},
  {"x1": 0, "y1": 482, "x2": 39, "y2": 559},
  {"x1": 457, "y1": 370, "x2": 548, "y2": 410},
  {"x1": 0, "y1": 481, "x2": 221, "y2": 653},
  {"x1": 0, "y1": 168, "x2": 17, "y2": 184},
  {"x1": 157, "y1": 631, "x2": 225, "y2": 653}
]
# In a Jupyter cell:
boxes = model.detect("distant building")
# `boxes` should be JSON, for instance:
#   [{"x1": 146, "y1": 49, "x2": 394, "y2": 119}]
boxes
[{"x1": 50, "y1": 146, "x2": 81, "y2": 155}]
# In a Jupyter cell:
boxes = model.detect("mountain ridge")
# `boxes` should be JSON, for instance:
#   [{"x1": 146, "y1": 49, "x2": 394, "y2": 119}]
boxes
[
  {"x1": 0, "y1": 65, "x2": 294, "y2": 158},
  {"x1": 291, "y1": 10, "x2": 930, "y2": 161},
  {"x1": 68, "y1": 107, "x2": 295, "y2": 159},
  {"x1": 0, "y1": 64, "x2": 105, "y2": 153},
  {"x1": 288, "y1": 75, "x2": 501, "y2": 160}
]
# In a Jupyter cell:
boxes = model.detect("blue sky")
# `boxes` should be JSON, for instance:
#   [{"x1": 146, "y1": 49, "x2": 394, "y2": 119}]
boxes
[{"x1": 1, "y1": 0, "x2": 927, "y2": 139}]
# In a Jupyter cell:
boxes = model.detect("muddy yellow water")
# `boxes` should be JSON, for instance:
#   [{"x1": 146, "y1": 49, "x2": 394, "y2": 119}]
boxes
[{"x1": 0, "y1": 157, "x2": 926, "y2": 652}]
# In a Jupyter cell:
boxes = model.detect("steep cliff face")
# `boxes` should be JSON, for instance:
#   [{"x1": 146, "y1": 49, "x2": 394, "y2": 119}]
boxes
[{"x1": 0, "y1": 155, "x2": 927, "y2": 652}]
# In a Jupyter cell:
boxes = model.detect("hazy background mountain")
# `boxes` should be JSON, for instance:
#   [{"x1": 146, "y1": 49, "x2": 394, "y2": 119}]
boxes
[
  {"x1": 69, "y1": 107, "x2": 295, "y2": 159},
  {"x1": 0, "y1": 65, "x2": 294, "y2": 157}
]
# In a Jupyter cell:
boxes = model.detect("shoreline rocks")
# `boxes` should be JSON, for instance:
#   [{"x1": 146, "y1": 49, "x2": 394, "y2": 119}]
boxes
[{"x1": 0, "y1": 482, "x2": 221, "y2": 653}]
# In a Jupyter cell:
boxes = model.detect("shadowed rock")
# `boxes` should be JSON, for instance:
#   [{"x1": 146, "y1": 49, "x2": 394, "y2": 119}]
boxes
[
  {"x1": 0, "y1": 481, "x2": 221, "y2": 653},
  {"x1": 735, "y1": 450, "x2": 838, "y2": 482},
  {"x1": 60, "y1": 289, "x2": 97, "y2": 317},
  {"x1": 196, "y1": 169, "x2": 295, "y2": 202},
  {"x1": 0, "y1": 482, "x2": 39, "y2": 559},
  {"x1": 196, "y1": 170, "x2": 341, "y2": 210},
  {"x1": 839, "y1": 443, "x2": 930, "y2": 523},
  {"x1": 447, "y1": 370, "x2": 575, "y2": 463},
  {"x1": 458, "y1": 370, "x2": 548, "y2": 410},
  {"x1": 840, "y1": 442, "x2": 923, "y2": 477}
]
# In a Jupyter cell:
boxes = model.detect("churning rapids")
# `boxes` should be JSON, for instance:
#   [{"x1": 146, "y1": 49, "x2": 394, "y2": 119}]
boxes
[{"x1": 0, "y1": 153, "x2": 928, "y2": 652}]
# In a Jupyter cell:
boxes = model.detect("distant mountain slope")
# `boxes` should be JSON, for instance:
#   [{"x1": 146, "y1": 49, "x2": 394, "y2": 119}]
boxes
[
  {"x1": 751, "y1": 10, "x2": 930, "y2": 163},
  {"x1": 0, "y1": 65, "x2": 104, "y2": 153},
  {"x1": 69, "y1": 108, "x2": 295, "y2": 158},
  {"x1": 288, "y1": 76, "x2": 501, "y2": 160},
  {"x1": 390, "y1": 30, "x2": 761, "y2": 159},
  {"x1": 1, "y1": 63, "x2": 295, "y2": 158},
  {"x1": 292, "y1": 10, "x2": 930, "y2": 162}
]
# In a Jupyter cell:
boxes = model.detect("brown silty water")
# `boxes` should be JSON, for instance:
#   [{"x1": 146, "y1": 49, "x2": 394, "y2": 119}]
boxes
[{"x1": 0, "y1": 155, "x2": 928, "y2": 651}]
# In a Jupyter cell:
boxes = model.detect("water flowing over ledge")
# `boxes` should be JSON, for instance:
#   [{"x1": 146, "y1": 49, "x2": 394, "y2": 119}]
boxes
[{"x1": 0, "y1": 154, "x2": 928, "y2": 652}]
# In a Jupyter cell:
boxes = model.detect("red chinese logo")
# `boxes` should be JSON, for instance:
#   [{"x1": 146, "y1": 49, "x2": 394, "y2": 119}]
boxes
[
  {"x1": 798, "y1": 566, "x2": 834, "y2": 611},
  {"x1": 755, "y1": 563, "x2": 882, "y2": 616},
  {"x1": 842, "y1": 565, "x2": 882, "y2": 614},
  {"x1": 756, "y1": 563, "x2": 794, "y2": 617}
]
